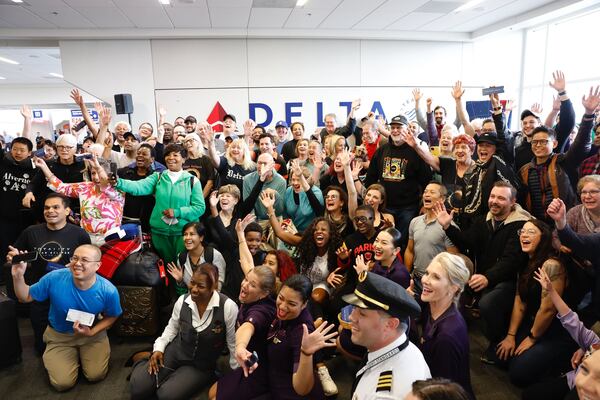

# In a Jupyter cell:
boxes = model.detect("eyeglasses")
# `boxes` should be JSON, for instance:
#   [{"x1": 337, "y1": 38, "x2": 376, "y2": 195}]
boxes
[
  {"x1": 531, "y1": 139, "x2": 550, "y2": 146},
  {"x1": 353, "y1": 216, "x2": 372, "y2": 224},
  {"x1": 517, "y1": 229, "x2": 539, "y2": 236},
  {"x1": 57, "y1": 145, "x2": 74, "y2": 151},
  {"x1": 581, "y1": 189, "x2": 600, "y2": 196},
  {"x1": 70, "y1": 256, "x2": 101, "y2": 265}
]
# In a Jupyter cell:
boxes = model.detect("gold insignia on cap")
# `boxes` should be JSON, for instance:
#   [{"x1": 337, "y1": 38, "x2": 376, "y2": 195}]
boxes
[
  {"x1": 355, "y1": 289, "x2": 390, "y2": 311},
  {"x1": 358, "y1": 271, "x2": 368, "y2": 282},
  {"x1": 376, "y1": 370, "x2": 393, "y2": 392}
]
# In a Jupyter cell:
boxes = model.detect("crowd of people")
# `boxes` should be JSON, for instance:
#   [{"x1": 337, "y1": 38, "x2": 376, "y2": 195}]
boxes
[{"x1": 1, "y1": 72, "x2": 600, "y2": 400}]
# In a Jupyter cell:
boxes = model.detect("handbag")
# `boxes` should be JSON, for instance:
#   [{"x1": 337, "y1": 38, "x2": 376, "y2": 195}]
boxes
[{"x1": 111, "y1": 231, "x2": 163, "y2": 287}]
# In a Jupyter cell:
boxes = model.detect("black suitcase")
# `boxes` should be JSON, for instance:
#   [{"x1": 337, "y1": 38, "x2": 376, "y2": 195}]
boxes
[
  {"x1": 113, "y1": 286, "x2": 159, "y2": 337},
  {"x1": 0, "y1": 293, "x2": 22, "y2": 368}
]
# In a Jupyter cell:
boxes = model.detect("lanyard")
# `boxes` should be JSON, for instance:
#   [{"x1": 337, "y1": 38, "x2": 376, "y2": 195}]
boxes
[{"x1": 352, "y1": 336, "x2": 409, "y2": 394}]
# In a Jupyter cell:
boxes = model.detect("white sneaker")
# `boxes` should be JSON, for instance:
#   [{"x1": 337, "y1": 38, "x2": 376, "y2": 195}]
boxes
[{"x1": 317, "y1": 365, "x2": 338, "y2": 396}]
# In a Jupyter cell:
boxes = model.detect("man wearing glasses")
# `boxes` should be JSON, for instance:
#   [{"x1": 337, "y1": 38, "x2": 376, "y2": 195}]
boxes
[
  {"x1": 11, "y1": 243, "x2": 121, "y2": 392},
  {"x1": 6, "y1": 193, "x2": 91, "y2": 355}
]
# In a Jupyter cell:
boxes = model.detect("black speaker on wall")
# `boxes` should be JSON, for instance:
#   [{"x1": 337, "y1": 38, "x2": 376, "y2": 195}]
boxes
[{"x1": 114, "y1": 93, "x2": 134, "y2": 114}]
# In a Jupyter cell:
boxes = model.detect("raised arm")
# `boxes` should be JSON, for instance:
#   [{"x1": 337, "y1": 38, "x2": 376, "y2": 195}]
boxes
[
  {"x1": 95, "y1": 103, "x2": 113, "y2": 160},
  {"x1": 261, "y1": 191, "x2": 301, "y2": 246},
  {"x1": 451, "y1": 81, "x2": 476, "y2": 137},
  {"x1": 20, "y1": 105, "x2": 33, "y2": 141},
  {"x1": 9, "y1": 255, "x2": 33, "y2": 303},
  {"x1": 563, "y1": 86, "x2": 599, "y2": 167},
  {"x1": 400, "y1": 130, "x2": 440, "y2": 171},
  {"x1": 426, "y1": 98, "x2": 438, "y2": 146},
  {"x1": 199, "y1": 122, "x2": 220, "y2": 168},
  {"x1": 547, "y1": 71, "x2": 576, "y2": 151},
  {"x1": 413, "y1": 89, "x2": 427, "y2": 131},
  {"x1": 340, "y1": 149, "x2": 358, "y2": 219},
  {"x1": 293, "y1": 322, "x2": 337, "y2": 396},
  {"x1": 70, "y1": 89, "x2": 98, "y2": 138},
  {"x1": 235, "y1": 215, "x2": 257, "y2": 276}
]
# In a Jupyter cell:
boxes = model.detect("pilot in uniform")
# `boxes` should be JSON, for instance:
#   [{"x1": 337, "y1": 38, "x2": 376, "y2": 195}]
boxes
[{"x1": 344, "y1": 271, "x2": 431, "y2": 399}]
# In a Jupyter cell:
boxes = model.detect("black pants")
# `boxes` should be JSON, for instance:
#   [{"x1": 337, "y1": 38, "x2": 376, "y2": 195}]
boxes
[
  {"x1": 30, "y1": 300, "x2": 50, "y2": 355},
  {"x1": 479, "y1": 280, "x2": 516, "y2": 344}
]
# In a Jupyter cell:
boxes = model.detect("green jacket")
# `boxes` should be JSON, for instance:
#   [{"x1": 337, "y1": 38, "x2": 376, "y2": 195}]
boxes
[{"x1": 115, "y1": 171, "x2": 205, "y2": 236}]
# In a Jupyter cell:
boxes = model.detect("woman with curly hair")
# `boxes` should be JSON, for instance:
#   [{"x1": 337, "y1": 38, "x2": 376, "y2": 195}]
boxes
[
  {"x1": 495, "y1": 219, "x2": 577, "y2": 388},
  {"x1": 295, "y1": 217, "x2": 342, "y2": 306}
]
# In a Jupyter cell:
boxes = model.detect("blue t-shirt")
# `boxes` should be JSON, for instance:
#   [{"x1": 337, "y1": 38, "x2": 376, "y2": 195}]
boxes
[{"x1": 29, "y1": 268, "x2": 122, "y2": 334}]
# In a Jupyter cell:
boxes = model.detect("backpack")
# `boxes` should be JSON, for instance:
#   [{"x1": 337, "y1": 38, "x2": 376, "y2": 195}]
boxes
[{"x1": 177, "y1": 245, "x2": 214, "y2": 269}]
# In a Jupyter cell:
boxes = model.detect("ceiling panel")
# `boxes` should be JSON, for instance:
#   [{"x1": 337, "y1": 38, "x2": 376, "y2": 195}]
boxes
[
  {"x1": 386, "y1": 11, "x2": 445, "y2": 30},
  {"x1": 23, "y1": 4, "x2": 95, "y2": 29},
  {"x1": 112, "y1": 0, "x2": 164, "y2": 7},
  {"x1": 0, "y1": 48, "x2": 62, "y2": 84},
  {"x1": 210, "y1": 6, "x2": 252, "y2": 28},
  {"x1": 318, "y1": 0, "x2": 386, "y2": 29},
  {"x1": 0, "y1": 5, "x2": 56, "y2": 28},
  {"x1": 207, "y1": 0, "x2": 252, "y2": 6},
  {"x1": 164, "y1": 4, "x2": 211, "y2": 28},
  {"x1": 119, "y1": 6, "x2": 173, "y2": 28},
  {"x1": 248, "y1": 7, "x2": 293, "y2": 28},
  {"x1": 284, "y1": 0, "x2": 341, "y2": 29},
  {"x1": 63, "y1": 0, "x2": 117, "y2": 6},
  {"x1": 73, "y1": 6, "x2": 135, "y2": 28},
  {"x1": 353, "y1": 0, "x2": 427, "y2": 30},
  {"x1": 452, "y1": 0, "x2": 556, "y2": 32},
  {"x1": 417, "y1": 0, "x2": 514, "y2": 31}
]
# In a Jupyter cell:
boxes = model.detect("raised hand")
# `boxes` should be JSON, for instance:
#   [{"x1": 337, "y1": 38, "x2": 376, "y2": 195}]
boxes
[
  {"x1": 504, "y1": 99, "x2": 516, "y2": 112},
  {"x1": 582, "y1": 85, "x2": 600, "y2": 114},
  {"x1": 259, "y1": 190, "x2": 276, "y2": 210},
  {"x1": 209, "y1": 191, "x2": 219, "y2": 209},
  {"x1": 338, "y1": 148, "x2": 351, "y2": 167},
  {"x1": 326, "y1": 267, "x2": 344, "y2": 288},
  {"x1": 335, "y1": 243, "x2": 350, "y2": 260},
  {"x1": 290, "y1": 159, "x2": 303, "y2": 178},
  {"x1": 353, "y1": 254, "x2": 370, "y2": 275},
  {"x1": 158, "y1": 105, "x2": 167, "y2": 118},
  {"x1": 351, "y1": 159, "x2": 361, "y2": 180},
  {"x1": 236, "y1": 214, "x2": 256, "y2": 233},
  {"x1": 571, "y1": 349, "x2": 585, "y2": 369},
  {"x1": 20, "y1": 105, "x2": 32, "y2": 119},
  {"x1": 489, "y1": 93, "x2": 501, "y2": 109},
  {"x1": 412, "y1": 88, "x2": 423, "y2": 103},
  {"x1": 433, "y1": 201, "x2": 453, "y2": 229},
  {"x1": 300, "y1": 321, "x2": 338, "y2": 356},
  {"x1": 549, "y1": 70, "x2": 566, "y2": 92},
  {"x1": 546, "y1": 198, "x2": 567, "y2": 229},
  {"x1": 351, "y1": 98, "x2": 361, "y2": 111},
  {"x1": 451, "y1": 81, "x2": 464, "y2": 100},
  {"x1": 243, "y1": 119, "x2": 256, "y2": 136},
  {"x1": 533, "y1": 267, "x2": 554, "y2": 293},
  {"x1": 166, "y1": 262, "x2": 183, "y2": 284},
  {"x1": 99, "y1": 104, "x2": 112, "y2": 126},
  {"x1": 70, "y1": 88, "x2": 84, "y2": 107},
  {"x1": 400, "y1": 131, "x2": 416, "y2": 148},
  {"x1": 530, "y1": 102, "x2": 543, "y2": 115},
  {"x1": 426, "y1": 98, "x2": 433, "y2": 112}
]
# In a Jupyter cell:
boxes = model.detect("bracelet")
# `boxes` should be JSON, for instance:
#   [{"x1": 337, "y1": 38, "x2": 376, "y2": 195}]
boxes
[
  {"x1": 300, "y1": 347, "x2": 313, "y2": 357},
  {"x1": 507, "y1": 333, "x2": 516, "y2": 337},
  {"x1": 583, "y1": 113, "x2": 596, "y2": 119},
  {"x1": 493, "y1": 106, "x2": 502, "y2": 111},
  {"x1": 238, "y1": 240, "x2": 246, "y2": 244},
  {"x1": 353, "y1": 178, "x2": 359, "y2": 183},
  {"x1": 558, "y1": 90, "x2": 567, "y2": 96}
]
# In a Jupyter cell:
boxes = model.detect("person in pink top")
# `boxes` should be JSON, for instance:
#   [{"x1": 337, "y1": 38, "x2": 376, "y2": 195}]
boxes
[{"x1": 33, "y1": 154, "x2": 124, "y2": 246}]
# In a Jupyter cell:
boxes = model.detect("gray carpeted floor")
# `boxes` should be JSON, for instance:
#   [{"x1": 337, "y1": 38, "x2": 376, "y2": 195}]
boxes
[{"x1": 0, "y1": 314, "x2": 521, "y2": 400}]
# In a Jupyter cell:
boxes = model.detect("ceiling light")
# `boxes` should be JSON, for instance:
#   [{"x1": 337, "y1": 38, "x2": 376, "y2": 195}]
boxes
[
  {"x1": 49, "y1": 73, "x2": 63, "y2": 78},
  {"x1": 0, "y1": 76, "x2": 6, "y2": 80},
  {"x1": 159, "y1": 0, "x2": 170, "y2": 4},
  {"x1": 296, "y1": 0, "x2": 308, "y2": 7},
  {"x1": 0, "y1": 56, "x2": 19, "y2": 65},
  {"x1": 454, "y1": 0, "x2": 484, "y2": 12},
  {"x1": 12, "y1": 0, "x2": 24, "y2": 3}
]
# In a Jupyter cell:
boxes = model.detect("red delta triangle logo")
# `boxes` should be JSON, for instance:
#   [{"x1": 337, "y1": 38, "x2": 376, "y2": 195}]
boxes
[{"x1": 206, "y1": 101, "x2": 229, "y2": 133}]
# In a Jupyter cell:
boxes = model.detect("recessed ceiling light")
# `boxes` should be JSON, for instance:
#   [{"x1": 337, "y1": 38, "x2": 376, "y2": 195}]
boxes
[
  {"x1": 0, "y1": 76, "x2": 6, "y2": 80},
  {"x1": 49, "y1": 72, "x2": 63, "y2": 78},
  {"x1": 159, "y1": 0, "x2": 170, "y2": 4},
  {"x1": 0, "y1": 56, "x2": 19, "y2": 65},
  {"x1": 12, "y1": 0, "x2": 24, "y2": 3},
  {"x1": 296, "y1": 0, "x2": 308, "y2": 7},
  {"x1": 454, "y1": 0, "x2": 484, "y2": 12}
]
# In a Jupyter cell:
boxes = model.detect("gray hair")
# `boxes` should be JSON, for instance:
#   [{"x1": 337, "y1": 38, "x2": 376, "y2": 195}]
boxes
[{"x1": 430, "y1": 252, "x2": 471, "y2": 305}]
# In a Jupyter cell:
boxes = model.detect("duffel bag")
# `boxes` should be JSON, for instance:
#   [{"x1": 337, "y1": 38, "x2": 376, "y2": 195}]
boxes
[{"x1": 111, "y1": 241, "x2": 162, "y2": 287}]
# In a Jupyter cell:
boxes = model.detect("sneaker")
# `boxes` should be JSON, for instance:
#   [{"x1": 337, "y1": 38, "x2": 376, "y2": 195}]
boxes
[
  {"x1": 479, "y1": 344, "x2": 498, "y2": 365},
  {"x1": 317, "y1": 365, "x2": 338, "y2": 396}
]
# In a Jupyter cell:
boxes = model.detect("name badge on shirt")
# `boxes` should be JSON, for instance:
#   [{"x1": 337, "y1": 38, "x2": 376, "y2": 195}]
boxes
[{"x1": 66, "y1": 309, "x2": 95, "y2": 327}]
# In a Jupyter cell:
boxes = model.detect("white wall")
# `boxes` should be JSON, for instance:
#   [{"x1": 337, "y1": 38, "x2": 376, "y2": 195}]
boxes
[
  {"x1": 54, "y1": 35, "x2": 524, "y2": 133},
  {"x1": 59, "y1": 39, "x2": 156, "y2": 130}
]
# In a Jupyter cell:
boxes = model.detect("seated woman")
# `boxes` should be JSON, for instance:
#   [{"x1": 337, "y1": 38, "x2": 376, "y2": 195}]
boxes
[
  {"x1": 211, "y1": 274, "x2": 338, "y2": 400},
  {"x1": 113, "y1": 143, "x2": 205, "y2": 264},
  {"x1": 167, "y1": 222, "x2": 226, "y2": 295},
  {"x1": 209, "y1": 265, "x2": 277, "y2": 400},
  {"x1": 129, "y1": 264, "x2": 238, "y2": 400},
  {"x1": 496, "y1": 219, "x2": 577, "y2": 387},
  {"x1": 337, "y1": 228, "x2": 410, "y2": 360},
  {"x1": 419, "y1": 252, "x2": 473, "y2": 398},
  {"x1": 521, "y1": 267, "x2": 600, "y2": 400},
  {"x1": 34, "y1": 154, "x2": 124, "y2": 246}
]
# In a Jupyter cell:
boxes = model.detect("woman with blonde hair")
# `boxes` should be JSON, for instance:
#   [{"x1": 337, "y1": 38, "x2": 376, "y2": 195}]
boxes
[
  {"x1": 419, "y1": 252, "x2": 474, "y2": 398},
  {"x1": 202, "y1": 123, "x2": 255, "y2": 192}
]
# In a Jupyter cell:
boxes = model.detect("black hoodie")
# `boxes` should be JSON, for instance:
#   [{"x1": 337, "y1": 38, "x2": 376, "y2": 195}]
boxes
[{"x1": 0, "y1": 148, "x2": 35, "y2": 220}]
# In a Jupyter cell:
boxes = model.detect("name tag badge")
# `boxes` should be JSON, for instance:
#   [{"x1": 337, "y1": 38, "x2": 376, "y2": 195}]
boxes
[{"x1": 66, "y1": 309, "x2": 95, "y2": 327}]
